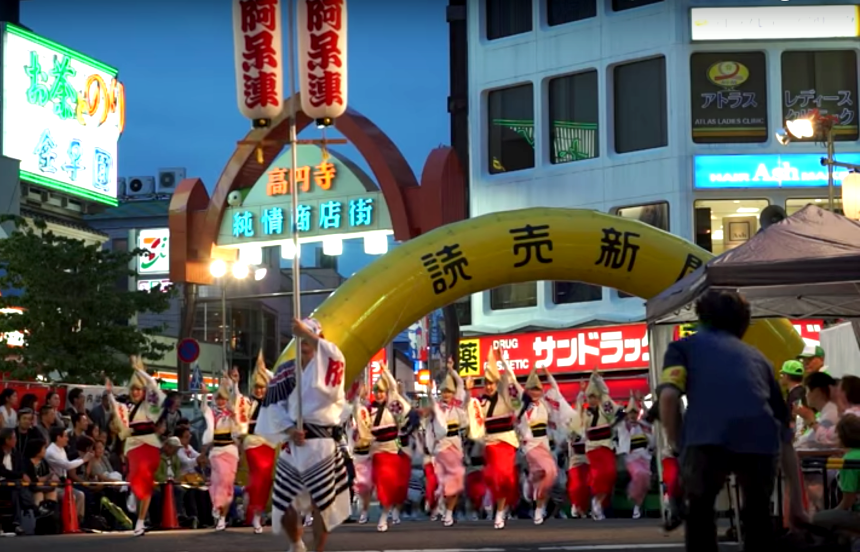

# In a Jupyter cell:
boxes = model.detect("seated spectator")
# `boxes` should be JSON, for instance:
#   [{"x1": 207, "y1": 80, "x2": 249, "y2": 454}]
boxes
[
  {"x1": 0, "y1": 427, "x2": 25, "y2": 534},
  {"x1": 45, "y1": 427, "x2": 90, "y2": 521},
  {"x1": 15, "y1": 407, "x2": 39, "y2": 457},
  {"x1": 44, "y1": 392, "x2": 65, "y2": 430},
  {"x1": 18, "y1": 393, "x2": 38, "y2": 413},
  {"x1": 796, "y1": 371, "x2": 840, "y2": 450},
  {"x1": 66, "y1": 412, "x2": 90, "y2": 458},
  {"x1": 814, "y1": 415, "x2": 860, "y2": 535},
  {"x1": 85, "y1": 423, "x2": 103, "y2": 445},
  {"x1": 23, "y1": 438, "x2": 58, "y2": 510},
  {"x1": 88, "y1": 391, "x2": 111, "y2": 434},
  {"x1": 836, "y1": 376, "x2": 860, "y2": 418},
  {"x1": 175, "y1": 427, "x2": 209, "y2": 528},
  {"x1": 1, "y1": 389, "x2": 18, "y2": 429},
  {"x1": 35, "y1": 405, "x2": 56, "y2": 442}
]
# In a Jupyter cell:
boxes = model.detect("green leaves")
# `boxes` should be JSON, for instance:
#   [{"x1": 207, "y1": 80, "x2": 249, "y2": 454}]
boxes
[{"x1": 0, "y1": 218, "x2": 176, "y2": 384}]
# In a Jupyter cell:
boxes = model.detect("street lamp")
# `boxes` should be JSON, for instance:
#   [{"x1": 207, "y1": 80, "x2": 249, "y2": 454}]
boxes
[
  {"x1": 209, "y1": 259, "x2": 267, "y2": 373},
  {"x1": 777, "y1": 109, "x2": 841, "y2": 211}
]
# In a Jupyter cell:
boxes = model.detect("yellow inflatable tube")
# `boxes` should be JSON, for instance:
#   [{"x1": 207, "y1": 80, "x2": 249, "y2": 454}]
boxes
[{"x1": 275, "y1": 208, "x2": 803, "y2": 380}]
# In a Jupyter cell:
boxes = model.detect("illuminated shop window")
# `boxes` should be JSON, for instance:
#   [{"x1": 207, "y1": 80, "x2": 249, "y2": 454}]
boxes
[
  {"x1": 693, "y1": 199, "x2": 769, "y2": 255},
  {"x1": 690, "y1": 52, "x2": 768, "y2": 144},
  {"x1": 486, "y1": 0, "x2": 533, "y2": 40},
  {"x1": 782, "y1": 50, "x2": 858, "y2": 142},
  {"x1": 786, "y1": 198, "x2": 843, "y2": 216},
  {"x1": 552, "y1": 281, "x2": 602, "y2": 305},
  {"x1": 549, "y1": 70, "x2": 599, "y2": 164},
  {"x1": 615, "y1": 202, "x2": 669, "y2": 298},
  {"x1": 614, "y1": 57, "x2": 667, "y2": 153},
  {"x1": 488, "y1": 83, "x2": 535, "y2": 174},
  {"x1": 612, "y1": 0, "x2": 662, "y2": 13},
  {"x1": 547, "y1": 0, "x2": 596, "y2": 25},
  {"x1": 490, "y1": 282, "x2": 537, "y2": 310}
]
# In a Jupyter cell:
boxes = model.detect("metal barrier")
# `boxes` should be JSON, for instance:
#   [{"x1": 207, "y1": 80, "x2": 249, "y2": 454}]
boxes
[{"x1": 0, "y1": 479, "x2": 211, "y2": 489}]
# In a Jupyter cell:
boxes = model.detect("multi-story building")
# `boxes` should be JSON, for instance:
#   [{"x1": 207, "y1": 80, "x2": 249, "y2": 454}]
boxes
[
  {"x1": 455, "y1": 0, "x2": 839, "y2": 397},
  {"x1": 465, "y1": 0, "x2": 849, "y2": 334}
]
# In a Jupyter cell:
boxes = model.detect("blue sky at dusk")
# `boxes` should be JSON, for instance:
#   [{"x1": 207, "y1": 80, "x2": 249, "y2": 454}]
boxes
[{"x1": 21, "y1": 0, "x2": 450, "y2": 188}]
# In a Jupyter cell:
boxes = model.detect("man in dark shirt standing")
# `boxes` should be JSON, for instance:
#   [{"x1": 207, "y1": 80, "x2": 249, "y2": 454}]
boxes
[{"x1": 658, "y1": 290, "x2": 806, "y2": 552}]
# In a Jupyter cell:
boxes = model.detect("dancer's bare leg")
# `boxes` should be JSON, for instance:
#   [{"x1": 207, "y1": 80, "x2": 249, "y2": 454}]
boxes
[
  {"x1": 283, "y1": 507, "x2": 305, "y2": 550},
  {"x1": 311, "y1": 506, "x2": 328, "y2": 552}
]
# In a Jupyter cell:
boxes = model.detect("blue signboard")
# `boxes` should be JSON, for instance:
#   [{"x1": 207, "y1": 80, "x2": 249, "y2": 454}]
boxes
[{"x1": 694, "y1": 153, "x2": 860, "y2": 189}]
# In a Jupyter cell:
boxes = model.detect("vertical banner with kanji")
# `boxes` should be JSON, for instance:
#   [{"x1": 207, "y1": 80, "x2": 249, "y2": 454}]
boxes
[
  {"x1": 232, "y1": 0, "x2": 284, "y2": 123},
  {"x1": 297, "y1": 0, "x2": 348, "y2": 120}
]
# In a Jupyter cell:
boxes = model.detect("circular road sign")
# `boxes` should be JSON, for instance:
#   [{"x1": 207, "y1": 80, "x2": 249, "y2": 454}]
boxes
[{"x1": 177, "y1": 338, "x2": 200, "y2": 364}]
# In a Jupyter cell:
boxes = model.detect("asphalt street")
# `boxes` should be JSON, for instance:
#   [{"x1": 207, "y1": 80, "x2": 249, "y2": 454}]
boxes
[{"x1": 0, "y1": 519, "x2": 739, "y2": 552}]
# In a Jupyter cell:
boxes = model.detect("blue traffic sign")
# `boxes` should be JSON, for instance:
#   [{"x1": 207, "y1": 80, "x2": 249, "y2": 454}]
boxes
[{"x1": 177, "y1": 338, "x2": 200, "y2": 364}]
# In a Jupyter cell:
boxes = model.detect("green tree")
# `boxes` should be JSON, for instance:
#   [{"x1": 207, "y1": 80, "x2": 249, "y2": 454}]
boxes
[{"x1": 0, "y1": 217, "x2": 176, "y2": 384}]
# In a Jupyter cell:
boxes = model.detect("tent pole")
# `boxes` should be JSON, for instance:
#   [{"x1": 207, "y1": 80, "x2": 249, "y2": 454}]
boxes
[{"x1": 827, "y1": 127, "x2": 835, "y2": 212}]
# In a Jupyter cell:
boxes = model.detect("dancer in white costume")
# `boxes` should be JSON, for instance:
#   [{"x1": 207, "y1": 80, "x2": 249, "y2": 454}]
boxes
[
  {"x1": 255, "y1": 318, "x2": 350, "y2": 552},
  {"x1": 429, "y1": 358, "x2": 467, "y2": 526},
  {"x1": 615, "y1": 392, "x2": 653, "y2": 519},
  {"x1": 202, "y1": 378, "x2": 242, "y2": 531},
  {"x1": 239, "y1": 351, "x2": 277, "y2": 534}
]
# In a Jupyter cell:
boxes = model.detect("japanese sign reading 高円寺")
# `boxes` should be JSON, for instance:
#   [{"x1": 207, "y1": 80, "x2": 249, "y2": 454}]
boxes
[{"x1": 215, "y1": 145, "x2": 392, "y2": 247}]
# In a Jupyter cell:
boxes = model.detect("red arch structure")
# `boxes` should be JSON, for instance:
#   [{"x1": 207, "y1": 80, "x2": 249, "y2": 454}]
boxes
[{"x1": 168, "y1": 94, "x2": 466, "y2": 286}]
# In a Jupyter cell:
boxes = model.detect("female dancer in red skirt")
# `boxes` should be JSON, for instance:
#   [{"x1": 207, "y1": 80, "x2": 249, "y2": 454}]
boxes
[
  {"x1": 107, "y1": 356, "x2": 166, "y2": 536},
  {"x1": 478, "y1": 346, "x2": 520, "y2": 529},
  {"x1": 582, "y1": 369, "x2": 624, "y2": 521},
  {"x1": 241, "y1": 352, "x2": 276, "y2": 534},
  {"x1": 368, "y1": 364, "x2": 411, "y2": 533}
]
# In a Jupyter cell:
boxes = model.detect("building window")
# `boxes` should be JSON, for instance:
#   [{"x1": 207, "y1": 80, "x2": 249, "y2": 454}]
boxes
[
  {"x1": 782, "y1": 50, "x2": 858, "y2": 142},
  {"x1": 488, "y1": 83, "x2": 535, "y2": 174},
  {"x1": 786, "y1": 198, "x2": 843, "y2": 216},
  {"x1": 693, "y1": 199, "x2": 769, "y2": 255},
  {"x1": 547, "y1": 0, "x2": 596, "y2": 25},
  {"x1": 612, "y1": 0, "x2": 662, "y2": 12},
  {"x1": 615, "y1": 202, "x2": 670, "y2": 231},
  {"x1": 486, "y1": 0, "x2": 532, "y2": 40},
  {"x1": 614, "y1": 57, "x2": 667, "y2": 153},
  {"x1": 549, "y1": 70, "x2": 599, "y2": 164},
  {"x1": 552, "y1": 281, "x2": 602, "y2": 304},
  {"x1": 490, "y1": 283, "x2": 537, "y2": 310},
  {"x1": 690, "y1": 52, "x2": 768, "y2": 144},
  {"x1": 615, "y1": 202, "x2": 669, "y2": 297}
]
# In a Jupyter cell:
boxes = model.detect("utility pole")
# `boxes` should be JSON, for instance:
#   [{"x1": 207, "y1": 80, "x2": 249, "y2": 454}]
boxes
[{"x1": 443, "y1": 0, "x2": 468, "y2": 369}]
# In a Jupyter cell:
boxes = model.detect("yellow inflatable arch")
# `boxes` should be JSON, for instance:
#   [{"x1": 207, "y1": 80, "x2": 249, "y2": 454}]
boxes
[{"x1": 275, "y1": 208, "x2": 803, "y2": 381}]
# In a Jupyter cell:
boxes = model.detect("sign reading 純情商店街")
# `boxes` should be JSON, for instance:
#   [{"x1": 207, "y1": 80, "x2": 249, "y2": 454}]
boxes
[
  {"x1": 216, "y1": 145, "x2": 392, "y2": 247},
  {"x1": 694, "y1": 153, "x2": 860, "y2": 189},
  {"x1": 1, "y1": 24, "x2": 125, "y2": 207}
]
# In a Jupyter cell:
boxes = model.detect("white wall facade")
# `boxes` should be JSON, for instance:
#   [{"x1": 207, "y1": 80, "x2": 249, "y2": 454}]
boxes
[{"x1": 465, "y1": 0, "x2": 856, "y2": 334}]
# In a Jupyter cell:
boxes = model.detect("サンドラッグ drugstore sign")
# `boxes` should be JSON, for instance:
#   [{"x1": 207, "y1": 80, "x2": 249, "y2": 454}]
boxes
[
  {"x1": 216, "y1": 145, "x2": 392, "y2": 247},
  {"x1": 457, "y1": 324, "x2": 650, "y2": 378},
  {"x1": 2, "y1": 23, "x2": 125, "y2": 206}
]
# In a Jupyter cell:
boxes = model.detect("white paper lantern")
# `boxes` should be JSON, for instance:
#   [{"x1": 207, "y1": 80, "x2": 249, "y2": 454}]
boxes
[
  {"x1": 232, "y1": 0, "x2": 285, "y2": 125},
  {"x1": 297, "y1": 0, "x2": 348, "y2": 122},
  {"x1": 842, "y1": 171, "x2": 860, "y2": 220}
]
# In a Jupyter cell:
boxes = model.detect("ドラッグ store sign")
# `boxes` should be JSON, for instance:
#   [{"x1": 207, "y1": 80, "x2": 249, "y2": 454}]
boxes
[
  {"x1": 2, "y1": 23, "x2": 124, "y2": 206},
  {"x1": 458, "y1": 324, "x2": 649, "y2": 378}
]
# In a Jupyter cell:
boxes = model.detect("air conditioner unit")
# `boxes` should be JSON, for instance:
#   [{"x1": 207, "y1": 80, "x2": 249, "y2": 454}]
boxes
[
  {"x1": 117, "y1": 177, "x2": 127, "y2": 198},
  {"x1": 157, "y1": 167, "x2": 186, "y2": 194},
  {"x1": 126, "y1": 176, "x2": 155, "y2": 198}
]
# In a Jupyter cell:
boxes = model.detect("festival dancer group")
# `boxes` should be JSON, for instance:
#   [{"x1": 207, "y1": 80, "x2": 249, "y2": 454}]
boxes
[{"x1": 106, "y1": 322, "x2": 656, "y2": 551}]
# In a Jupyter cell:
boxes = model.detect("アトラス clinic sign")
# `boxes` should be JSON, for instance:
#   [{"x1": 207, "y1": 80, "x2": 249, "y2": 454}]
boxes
[
  {"x1": 1, "y1": 23, "x2": 125, "y2": 207},
  {"x1": 694, "y1": 153, "x2": 860, "y2": 189}
]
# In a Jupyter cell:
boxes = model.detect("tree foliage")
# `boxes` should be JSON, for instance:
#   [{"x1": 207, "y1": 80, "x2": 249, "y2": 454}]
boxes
[{"x1": 0, "y1": 217, "x2": 176, "y2": 384}]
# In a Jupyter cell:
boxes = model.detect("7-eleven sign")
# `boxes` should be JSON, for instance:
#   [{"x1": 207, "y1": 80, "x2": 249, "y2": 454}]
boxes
[{"x1": 138, "y1": 229, "x2": 170, "y2": 274}]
